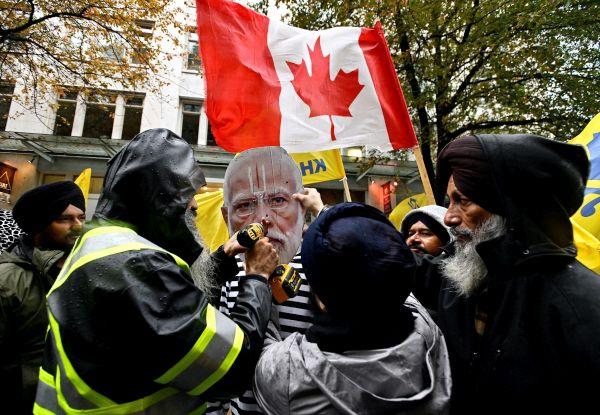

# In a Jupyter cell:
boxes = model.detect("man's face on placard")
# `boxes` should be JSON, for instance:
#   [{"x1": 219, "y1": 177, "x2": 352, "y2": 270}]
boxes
[{"x1": 222, "y1": 147, "x2": 305, "y2": 264}]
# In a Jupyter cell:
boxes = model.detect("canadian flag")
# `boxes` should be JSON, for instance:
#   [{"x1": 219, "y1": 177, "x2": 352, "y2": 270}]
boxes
[{"x1": 196, "y1": 0, "x2": 417, "y2": 153}]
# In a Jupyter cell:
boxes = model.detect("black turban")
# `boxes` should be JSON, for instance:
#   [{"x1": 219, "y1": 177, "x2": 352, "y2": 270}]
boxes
[
  {"x1": 437, "y1": 135, "x2": 505, "y2": 215},
  {"x1": 12, "y1": 181, "x2": 85, "y2": 235}
]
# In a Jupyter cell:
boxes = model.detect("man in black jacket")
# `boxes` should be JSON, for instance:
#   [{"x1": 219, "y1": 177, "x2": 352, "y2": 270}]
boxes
[
  {"x1": 34, "y1": 129, "x2": 278, "y2": 415},
  {"x1": 415, "y1": 134, "x2": 600, "y2": 414},
  {"x1": 1, "y1": 181, "x2": 85, "y2": 414}
]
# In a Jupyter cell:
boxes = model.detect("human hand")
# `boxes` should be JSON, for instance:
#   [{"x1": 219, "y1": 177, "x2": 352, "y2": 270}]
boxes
[
  {"x1": 226, "y1": 218, "x2": 272, "y2": 255},
  {"x1": 222, "y1": 233, "x2": 245, "y2": 257},
  {"x1": 244, "y1": 238, "x2": 279, "y2": 280},
  {"x1": 292, "y1": 188, "x2": 324, "y2": 216}
]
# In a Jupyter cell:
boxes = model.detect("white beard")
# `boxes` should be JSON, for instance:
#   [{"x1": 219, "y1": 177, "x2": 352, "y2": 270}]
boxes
[
  {"x1": 230, "y1": 211, "x2": 304, "y2": 266},
  {"x1": 440, "y1": 214, "x2": 507, "y2": 297},
  {"x1": 184, "y1": 210, "x2": 217, "y2": 294},
  {"x1": 268, "y1": 216, "x2": 304, "y2": 265}
]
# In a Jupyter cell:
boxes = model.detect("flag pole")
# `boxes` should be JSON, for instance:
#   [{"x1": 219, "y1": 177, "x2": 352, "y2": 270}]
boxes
[
  {"x1": 412, "y1": 145, "x2": 436, "y2": 205},
  {"x1": 342, "y1": 176, "x2": 352, "y2": 202}
]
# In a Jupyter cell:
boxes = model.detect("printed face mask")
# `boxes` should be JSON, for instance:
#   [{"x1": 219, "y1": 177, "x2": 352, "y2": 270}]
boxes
[{"x1": 224, "y1": 147, "x2": 304, "y2": 264}]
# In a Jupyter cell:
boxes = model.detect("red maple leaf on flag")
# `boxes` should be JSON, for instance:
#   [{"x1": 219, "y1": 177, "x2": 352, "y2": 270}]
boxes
[{"x1": 287, "y1": 37, "x2": 364, "y2": 141}]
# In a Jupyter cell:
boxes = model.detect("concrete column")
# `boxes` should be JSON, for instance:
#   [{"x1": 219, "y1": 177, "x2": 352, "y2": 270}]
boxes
[
  {"x1": 71, "y1": 93, "x2": 86, "y2": 137},
  {"x1": 111, "y1": 95, "x2": 126, "y2": 139},
  {"x1": 198, "y1": 102, "x2": 208, "y2": 146}
]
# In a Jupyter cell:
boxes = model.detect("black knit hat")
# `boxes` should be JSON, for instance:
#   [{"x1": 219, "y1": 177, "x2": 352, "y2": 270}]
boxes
[
  {"x1": 12, "y1": 181, "x2": 85, "y2": 235},
  {"x1": 301, "y1": 202, "x2": 416, "y2": 318}
]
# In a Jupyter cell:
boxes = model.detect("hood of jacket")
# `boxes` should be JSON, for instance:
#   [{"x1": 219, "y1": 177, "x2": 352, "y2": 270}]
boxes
[
  {"x1": 439, "y1": 134, "x2": 589, "y2": 265},
  {"x1": 93, "y1": 129, "x2": 206, "y2": 264},
  {"x1": 254, "y1": 296, "x2": 451, "y2": 414}
]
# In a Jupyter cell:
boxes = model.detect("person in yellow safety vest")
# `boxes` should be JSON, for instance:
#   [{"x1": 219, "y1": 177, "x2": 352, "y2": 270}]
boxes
[{"x1": 33, "y1": 129, "x2": 279, "y2": 415}]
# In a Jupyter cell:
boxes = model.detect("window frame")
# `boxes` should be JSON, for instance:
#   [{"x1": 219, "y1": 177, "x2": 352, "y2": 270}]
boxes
[
  {"x1": 53, "y1": 90, "x2": 144, "y2": 140},
  {"x1": 184, "y1": 32, "x2": 202, "y2": 73},
  {"x1": 0, "y1": 81, "x2": 15, "y2": 131}
]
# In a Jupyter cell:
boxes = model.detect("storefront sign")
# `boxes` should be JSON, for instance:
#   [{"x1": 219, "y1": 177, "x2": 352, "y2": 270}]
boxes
[{"x1": 0, "y1": 162, "x2": 17, "y2": 202}]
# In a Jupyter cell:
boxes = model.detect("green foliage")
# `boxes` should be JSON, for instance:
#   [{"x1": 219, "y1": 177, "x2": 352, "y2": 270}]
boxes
[{"x1": 256, "y1": 0, "x2": 600, "y2": 179}]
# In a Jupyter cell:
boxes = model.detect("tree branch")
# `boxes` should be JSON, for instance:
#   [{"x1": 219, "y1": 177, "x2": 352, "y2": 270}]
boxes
[
  {"x1": 0, "y1": 6, "x2": 91, "y2": 41},
  {"x1": 449, "y1": 117, "x2": 562, "y2": 139}
]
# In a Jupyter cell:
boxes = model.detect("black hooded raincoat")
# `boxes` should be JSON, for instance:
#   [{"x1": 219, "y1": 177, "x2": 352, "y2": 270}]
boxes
[
  {"x1": 415, "y1": 134, "x2": 600, "y2": 414},
  {"x1": 33, "y1": 129, "x2": 272, "y2": 414}
]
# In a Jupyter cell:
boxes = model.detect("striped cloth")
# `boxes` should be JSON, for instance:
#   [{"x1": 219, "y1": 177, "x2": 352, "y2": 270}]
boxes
[{"x1": 206, "y1": 254, "x2": 314, "y2": 414}]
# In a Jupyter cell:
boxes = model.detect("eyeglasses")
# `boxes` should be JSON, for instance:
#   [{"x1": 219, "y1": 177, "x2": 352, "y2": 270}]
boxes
[{"x1": 231, "y1": 192, "x2": 294, "y2": 218}]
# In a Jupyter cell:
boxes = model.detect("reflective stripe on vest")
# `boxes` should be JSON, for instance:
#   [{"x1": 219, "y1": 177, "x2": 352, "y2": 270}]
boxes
[
  {"x1": 34, "y1": 368, "x2": 64, "y2": 415},
  {"x1": 155, "y1": 304, "x2": 244, "y2": 395},
  {"x1": 34, "y1": 226, "x2": 242, "y2": 414}
]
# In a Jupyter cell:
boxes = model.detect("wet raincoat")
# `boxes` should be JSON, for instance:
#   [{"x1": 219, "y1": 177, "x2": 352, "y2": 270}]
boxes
[
  {"x1": 34, "y1": 129, "x2": 272, "y2": 414},
  {"x1": 253, "y1": 296, "x2": 451, "y2": 414},
  {"x1": 416, "y1": 134, "x2": 600, "y2": 414},
  {"x1": 0, "y1": 237, "x2": 62, "y2": 414}
]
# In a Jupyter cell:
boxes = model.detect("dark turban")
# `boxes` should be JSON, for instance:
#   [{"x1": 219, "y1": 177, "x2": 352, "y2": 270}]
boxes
[
  {"x1": 436, "y1": 135, "x2": 505, "y2": 215},
  {"x1": 12, "y1": 181, "x2": 85, "y2": 235}
]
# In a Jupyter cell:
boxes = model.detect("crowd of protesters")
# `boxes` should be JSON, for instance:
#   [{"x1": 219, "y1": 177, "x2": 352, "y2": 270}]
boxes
[{"x1": 1, "y1": 129, "x2": 599, "y2": 415}]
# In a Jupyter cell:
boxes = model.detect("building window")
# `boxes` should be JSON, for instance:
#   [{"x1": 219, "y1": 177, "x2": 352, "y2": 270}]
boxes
[
  {"x1": 82, "y1": 94, "x2": 116, "y2": 139},
  {"x1": 53, "y1": 91, "x2": 144, "y2": 140},
  {"x1": 181, "y1": 102, "x2": 201, "y2": 144},
  {"x1": 135, "y1": 19, "x2": 155, "y2": 31},
  {"x1": 131, "y1": 20, "x2": 154, "y2": 65},
  {"x1": 121, "y1": 95, "x2": 144, "y2": 140},
  {"x1": 186, "y1": 33, "x2": 201, "y2": 72},
  {"x1": 0, "y1": 82, "x2": 14, "y2": 131},
  {"x1": 180, "y1": 101, "x2": 215, "y2": 146},
  {"x1": 53, "y1": 91, "x2": 78, "y2": 136},
  {"x1": 207, "y1": 122, "x2": 216, "y2": 146}
]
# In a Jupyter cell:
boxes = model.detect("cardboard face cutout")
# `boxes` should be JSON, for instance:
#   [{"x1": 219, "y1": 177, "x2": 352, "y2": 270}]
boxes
[{"x1": 223, "y1": 147, "x2": 304, "y2": 264}]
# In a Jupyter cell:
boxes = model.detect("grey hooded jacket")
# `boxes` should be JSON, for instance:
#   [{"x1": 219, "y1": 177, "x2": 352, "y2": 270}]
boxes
[{"x1": 253, "y1": 296, "x2": 451, "y2": 414}]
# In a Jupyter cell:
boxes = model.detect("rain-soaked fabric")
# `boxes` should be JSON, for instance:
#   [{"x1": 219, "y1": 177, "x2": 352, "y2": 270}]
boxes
[
  {"x1": 94, "y1": 128, "x2": 206, "y2": 265},
  {"x1": 253, "y1": 296, "x2": 451, "y2": 415},
  {"x1": 0, "y1": 236, "x2": 63, "y2": 414},
  {"x1": 34, "y1": 130, "x2": 273, "y2": 411},
  {"x1": 35, "y1": 225, "x2": 270, "y2": 413}
]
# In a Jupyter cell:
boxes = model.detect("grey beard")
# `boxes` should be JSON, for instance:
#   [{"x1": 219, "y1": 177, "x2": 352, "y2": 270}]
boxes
[
  {"x1": 440, "y1": 214, "x2": 507, "y2": 297},
  {"x1": 184, "y1": 210, "x2": 218, "y2": 294}
]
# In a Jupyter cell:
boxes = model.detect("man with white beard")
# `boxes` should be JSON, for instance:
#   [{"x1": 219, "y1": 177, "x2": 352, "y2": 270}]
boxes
[{"x1": 414, "y1": 134, "x2": 600, "y2": 415}]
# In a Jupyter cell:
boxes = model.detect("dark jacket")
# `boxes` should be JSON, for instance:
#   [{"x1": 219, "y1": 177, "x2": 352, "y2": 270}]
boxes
[
  {"x1": 0, "y1": 237, "x2": 62, "y2": 414},
  {"x1": 37, "y1": 129, "x2": 272, "y2": 412},
  {"x1": 415, "y1": 134, "x2": 600, "y2": 414}
]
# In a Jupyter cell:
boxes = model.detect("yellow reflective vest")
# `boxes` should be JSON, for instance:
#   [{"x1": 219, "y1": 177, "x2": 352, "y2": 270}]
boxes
[{"x1": 34, "y1": 226, "x2": 246, "y2": 415}]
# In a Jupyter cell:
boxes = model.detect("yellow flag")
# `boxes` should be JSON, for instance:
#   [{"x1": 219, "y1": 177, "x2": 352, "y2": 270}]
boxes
[
  {"x1": 74, "y1": 168, "x2": 91, "y2": 206},
  {"x1": 572, "y1": 219, "x2": 600, "y2": 273},
  {"x1": 194, "y1": 190, "x2": 229, "y2": 252},
  {"x1": 570, "y1": 113, "x2": 600, "y2": 238},
  {"x1": 291, "y1": 149, "x2": 345, "y2": 185},
  {"x1": 388, "y1": 193, "x2": 429, "y2": 230}
]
